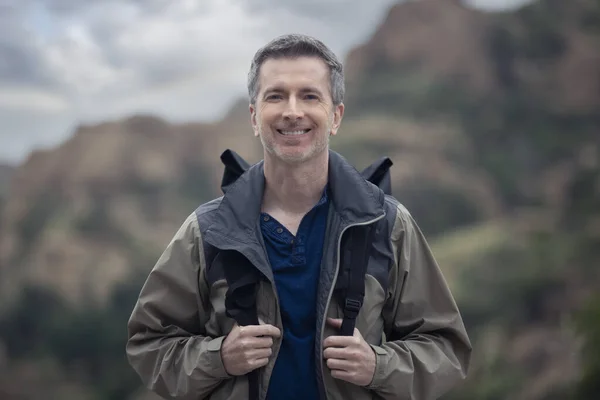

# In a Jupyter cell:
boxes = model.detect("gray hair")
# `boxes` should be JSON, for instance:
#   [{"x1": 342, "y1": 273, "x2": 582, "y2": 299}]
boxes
[{"x1": 247, "y1": 34, "x2": 345, "y2": 106}]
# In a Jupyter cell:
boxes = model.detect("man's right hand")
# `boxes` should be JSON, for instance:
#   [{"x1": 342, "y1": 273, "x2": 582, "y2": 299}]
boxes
[{"x1": 221, "y1": 323, "x2": 281, "y2": 376}]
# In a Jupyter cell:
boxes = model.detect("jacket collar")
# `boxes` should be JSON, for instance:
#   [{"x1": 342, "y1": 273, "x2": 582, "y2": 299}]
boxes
[{"x1": 206, "y1": 150, "x2": 385, "y2": 246}]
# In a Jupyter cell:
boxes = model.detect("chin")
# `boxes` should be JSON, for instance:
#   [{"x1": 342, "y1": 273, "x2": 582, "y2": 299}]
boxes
[
  {"x1": 277, "y1": 152, "x2": 310, "y2": 164},
  {"x1": 270, "y1": 147, "x2": 314, "y2": 164}
]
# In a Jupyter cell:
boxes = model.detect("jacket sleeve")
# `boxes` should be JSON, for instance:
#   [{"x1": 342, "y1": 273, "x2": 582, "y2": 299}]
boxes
[
  {"x1": 366, "y1": 203, "x2": 472, "y2": 400},
  {"x1": 126, "y1": 212, "x2": 231, "y2": 399}
]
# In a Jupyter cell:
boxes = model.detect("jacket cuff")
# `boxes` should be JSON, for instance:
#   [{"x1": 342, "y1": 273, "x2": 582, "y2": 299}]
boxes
[
  {"x1": 365, "y1": 344, "x2": 389, "y2": 390},
  {"x1": 204, "y1": 336, "x2": 232, "y2": 380}
]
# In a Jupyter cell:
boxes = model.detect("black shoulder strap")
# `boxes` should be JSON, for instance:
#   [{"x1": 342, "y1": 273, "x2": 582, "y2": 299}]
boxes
[
  {"x1": 220, "y1": 149, "x2": 251, "y2": 194},
  {"x1": 339, "y1": 224, "x2": 377, "y2": 336},
  {"x1": 340, "y1": 158, "x2": 393, "y2": 335},
  {"x1": 218, "y1": 250, "x2": 260, "y2": 400},
  {"x1": 360, "y1": 156, "x2": 393, "y2": 195},
  {"x1": 220, "y1": 251, "x2": 260, "y2": 327}
]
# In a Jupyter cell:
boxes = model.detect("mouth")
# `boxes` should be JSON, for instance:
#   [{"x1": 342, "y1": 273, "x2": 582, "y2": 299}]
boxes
[{"x1": 277, "y1": 129, "x2": 311, "y2": 136}]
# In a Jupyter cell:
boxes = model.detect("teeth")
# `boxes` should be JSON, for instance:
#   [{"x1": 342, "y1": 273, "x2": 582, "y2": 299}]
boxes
[{"x1": 280, "y1": 130, "x2": 308, "y2": 135}]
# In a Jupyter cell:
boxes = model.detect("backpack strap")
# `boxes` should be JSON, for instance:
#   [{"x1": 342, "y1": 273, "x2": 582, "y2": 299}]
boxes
[
  {"x1": 339, "y1": 157, "x2": 392, "y2": 336},
  {"x1": 220, "y1": 250, "x2": 260, "y2": 326},
  {"x1": 360, "y1": 156, "x2": 393, "y2": 195},
  {"x1": 220, "y1": 149, "x2": 251, "y2": 193},
  {"x1": 218, "y1": 251, "x2": 261, "y2": 400},
  {"x1": 338, "y1": 224, "x2": 377, "y2": 336}
]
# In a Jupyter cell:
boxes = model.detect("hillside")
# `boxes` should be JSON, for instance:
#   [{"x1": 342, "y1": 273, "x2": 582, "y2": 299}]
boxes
[
  {"x1": 0, "y1": 110, "x2": 262, "y2": 309},
  {"x1": 0, "y1": 0, "x2": 599, "y2": 398},
  {"x1": 0, "y1": 164, "x2": 13, "y2": 196},
  {"x1": 341, "y1": 1, "x2": 600, "y2": 397},
  {"x1": 0, "y1": 164, "x2": 14, "y2": 213}
]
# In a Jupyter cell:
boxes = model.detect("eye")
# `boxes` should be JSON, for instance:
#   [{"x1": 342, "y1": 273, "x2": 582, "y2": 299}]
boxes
[
  {"x1": 265, "y1": 94, "x2": 282, "y2": 101},
  {"x1": 304, "y1": 94, "x2": 319, "y2": 100}
]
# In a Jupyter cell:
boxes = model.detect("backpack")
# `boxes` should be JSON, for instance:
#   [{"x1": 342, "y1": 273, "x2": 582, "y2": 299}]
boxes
[{"x1": 217, "y1": 149, "x2": 392, "y2": 399}]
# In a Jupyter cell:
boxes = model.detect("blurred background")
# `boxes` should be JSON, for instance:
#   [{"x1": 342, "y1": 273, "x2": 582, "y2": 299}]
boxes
[{"x1": 1, "y1": 0, "x2": 599, "y2": 398}]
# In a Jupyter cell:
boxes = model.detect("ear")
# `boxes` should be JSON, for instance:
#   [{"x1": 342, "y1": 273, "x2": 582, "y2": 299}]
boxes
[
  {"x1": 249, "y1": 103, "x2": 259, "y2": 137},
  {"x1": 330, "y1": 103, "x2": 345, "y2": 136}
]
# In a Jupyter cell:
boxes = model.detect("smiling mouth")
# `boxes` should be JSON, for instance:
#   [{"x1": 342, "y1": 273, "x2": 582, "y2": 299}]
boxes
[{"x1": 277, "y1": 129, "x2": 311, "y2": 136}]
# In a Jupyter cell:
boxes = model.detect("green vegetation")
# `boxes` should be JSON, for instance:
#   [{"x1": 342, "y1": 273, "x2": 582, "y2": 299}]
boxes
[
  {"x1": 0, "y1": 279, "x2": 144, "y2": 399},
  {"x1": 574, "y1": 294, "x2": 600, "y2": 399}
]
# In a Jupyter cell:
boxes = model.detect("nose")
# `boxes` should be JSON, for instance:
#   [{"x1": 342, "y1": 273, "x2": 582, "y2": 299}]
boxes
[{"x1": 282, "y1": 97, "x2": 304, "y2": 121}]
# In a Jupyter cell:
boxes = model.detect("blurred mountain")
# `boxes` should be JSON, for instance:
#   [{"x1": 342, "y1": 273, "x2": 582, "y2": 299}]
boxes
[
  {"x1": 0, "y1": 110, "x2": 262, "y2": 309},
  {"x1": 0, "y1": 164, "x2": 14, "y2": 201},
  {"x1": 0, "y1": 0, "x2": 599, "y2": 398}
]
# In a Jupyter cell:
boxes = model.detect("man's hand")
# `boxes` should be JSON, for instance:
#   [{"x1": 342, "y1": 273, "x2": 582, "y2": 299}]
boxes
[
  {"x1": 323, "y1": 318, "x2": 376, "y2": 387},
  {"x1": 221, "y1": 323, "x2": 281, "y2": 376}
]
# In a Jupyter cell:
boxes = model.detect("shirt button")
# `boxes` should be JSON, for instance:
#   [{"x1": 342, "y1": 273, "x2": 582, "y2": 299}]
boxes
[
  {"x1": 263, "y1": 216, "x2": 270, "y2": 221},
  {"x1": 276, "y1": 227, "x2": 283, "y2": 234}
]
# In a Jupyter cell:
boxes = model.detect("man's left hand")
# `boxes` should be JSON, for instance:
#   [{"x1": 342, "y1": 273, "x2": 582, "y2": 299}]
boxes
[{"x1": 323, "y1": 318, "x2": 376, "y2": 387}]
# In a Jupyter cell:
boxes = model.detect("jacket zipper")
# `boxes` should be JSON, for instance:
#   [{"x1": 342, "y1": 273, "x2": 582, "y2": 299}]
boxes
[
  {"x1": 257, "y1": 242, "x2": 282, "y2": 400},
  {"x1": 318, "y1": 213, "x2": 386, "y2": 399},
  {"x1": 260, "y1": 283, "x2": 282, "y2": 400}
]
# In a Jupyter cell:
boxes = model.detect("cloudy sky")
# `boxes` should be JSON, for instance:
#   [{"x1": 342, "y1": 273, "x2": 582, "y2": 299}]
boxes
[{"x1": 0, "y1": 0, "x2": 533, "y2": 165}]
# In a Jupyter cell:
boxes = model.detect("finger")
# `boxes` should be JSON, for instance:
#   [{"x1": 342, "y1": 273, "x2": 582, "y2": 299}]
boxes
[
  {"x1": 323, "y1": 335, "x2": 360, "y2": 349},
  {"x1": 323, "y1": 347, "x2": 348, "y2": 360},
  {"x1": 245, "y1": 347, "x2": 273, "y2": 360},
  {"x1": 240, "y1": 324, "x2": 281, "y2": 338},
  {"x1": 243, "y1": 336, "x2": 274, "y2": 349},
  {"x1": 331, "y1": 369, "x2": 354, "y2": 383},
  {"x1": 251, "y1": 357, "x2": 269, "y2": 369},
  {"x1": 326, "y1": 358, "x2": 353, "y2": 372},
  {"x1": 327, "y1": 318, "x2": 343, "y2": 329},
  {"x1": 327, "y1": 318, "x2": 363, "y2": 339}
]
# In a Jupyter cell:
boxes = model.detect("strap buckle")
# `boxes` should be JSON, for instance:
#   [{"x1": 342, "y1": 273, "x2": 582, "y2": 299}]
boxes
[{"x1": 344, "y1": 298, "x2": 362, "y2": 318}]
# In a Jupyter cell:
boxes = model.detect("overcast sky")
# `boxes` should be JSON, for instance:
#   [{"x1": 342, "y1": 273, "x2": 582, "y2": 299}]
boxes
[{"x1": 0, "y1": 0, "x2": 534, "y2": 166}]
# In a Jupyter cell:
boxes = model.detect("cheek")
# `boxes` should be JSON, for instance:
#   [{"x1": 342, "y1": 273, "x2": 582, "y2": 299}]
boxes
[
  {"x1": 316, "y1": 104, "x2": 334, "y2": 123},
  {"x1": 257, "y1": 105, "x2": 279, "y2": 126}
]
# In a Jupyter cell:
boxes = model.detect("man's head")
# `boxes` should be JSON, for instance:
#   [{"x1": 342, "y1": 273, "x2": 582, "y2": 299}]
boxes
[{"x1": 248, "y1": 34, "x2": 345, "y2": 164}]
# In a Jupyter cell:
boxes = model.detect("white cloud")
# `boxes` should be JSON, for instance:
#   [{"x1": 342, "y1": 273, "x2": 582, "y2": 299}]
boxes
[
  {"x1": 0, "y1": 0, "x2": 537, "y2": 165},
  {"x1": 465, "y1": 0, "x2": 534, "y2": 11},
  {"x1": 44, "y1": 22, "x2": 135, "y2": 97},
  {"x1": 0, "y1": 86, "x2": 70, "y2": 112}
]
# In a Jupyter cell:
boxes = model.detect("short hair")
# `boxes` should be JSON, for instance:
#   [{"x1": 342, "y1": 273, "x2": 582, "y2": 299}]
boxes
[{"x1": 247, "y1": 34, "x2": 345, "y2": 106}]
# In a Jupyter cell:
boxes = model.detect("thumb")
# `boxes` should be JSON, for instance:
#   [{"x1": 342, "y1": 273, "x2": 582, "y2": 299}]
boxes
[{"x1": 327, "y1": 318, "x2": 343, "y2": 329}]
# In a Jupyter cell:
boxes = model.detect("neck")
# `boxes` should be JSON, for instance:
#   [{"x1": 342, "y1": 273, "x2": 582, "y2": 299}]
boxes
[{"x1": 262, "y1": 150, "x2": 329, "y2": 216}]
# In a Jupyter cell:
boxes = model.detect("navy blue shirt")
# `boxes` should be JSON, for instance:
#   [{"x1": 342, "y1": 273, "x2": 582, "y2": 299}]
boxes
[{"x1": 261, "y1": 188, "x2": 329, "y2": 400}]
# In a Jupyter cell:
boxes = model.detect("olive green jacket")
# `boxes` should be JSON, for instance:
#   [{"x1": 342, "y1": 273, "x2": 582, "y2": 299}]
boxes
[{"x1": 126, "y1": 151, "x2": 472, "y2": 399}]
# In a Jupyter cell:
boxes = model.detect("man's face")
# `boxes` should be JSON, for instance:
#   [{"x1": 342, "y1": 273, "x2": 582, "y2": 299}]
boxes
[{"x1": 250, "y1": 56, "x2": 344, "y2": 164}]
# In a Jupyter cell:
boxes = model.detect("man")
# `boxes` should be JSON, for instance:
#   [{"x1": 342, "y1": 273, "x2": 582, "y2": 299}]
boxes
[{"x1": 126, "y1": 34, "x2": 471, "y2": 400}]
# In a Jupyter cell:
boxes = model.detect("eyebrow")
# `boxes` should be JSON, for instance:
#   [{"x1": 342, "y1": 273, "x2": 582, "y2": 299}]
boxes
[{"x1": 262, "y1": 86, "x2": 325, "y2": 97}]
